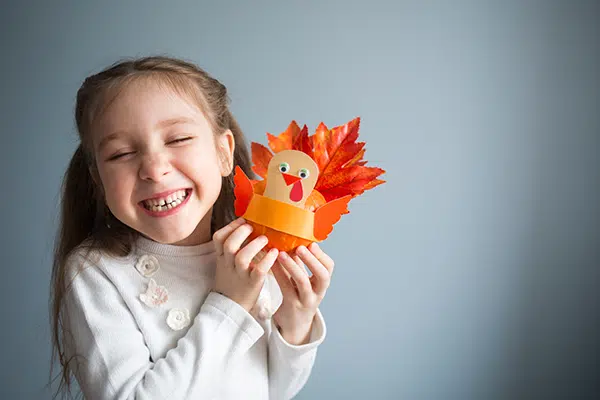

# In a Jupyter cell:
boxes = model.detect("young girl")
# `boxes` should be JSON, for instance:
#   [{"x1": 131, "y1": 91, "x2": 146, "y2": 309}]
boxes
[{"x1": 50, "y1": 56, "x2": 335, "y2": 399}]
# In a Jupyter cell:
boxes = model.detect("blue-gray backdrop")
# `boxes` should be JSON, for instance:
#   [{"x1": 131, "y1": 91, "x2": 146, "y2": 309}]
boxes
[{"x1": 1, "y1": 1, "x2": 599, "y2": 399}]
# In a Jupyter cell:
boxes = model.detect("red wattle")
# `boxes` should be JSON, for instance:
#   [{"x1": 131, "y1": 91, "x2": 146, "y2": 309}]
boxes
[{"x1": 289, "y1": 181, "x2": 303, "y2": 202}]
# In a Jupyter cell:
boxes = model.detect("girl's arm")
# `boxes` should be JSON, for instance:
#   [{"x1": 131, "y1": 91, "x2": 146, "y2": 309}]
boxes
[
  {"x1": 63, "y1": 252, "x2": 264, "y2": 400},
  {"x1": 267, "y1": 308, "x2": 326, "y2": 399},
  {"x1": 264, "y1": 273, "x2": 327, "y2": 399}
]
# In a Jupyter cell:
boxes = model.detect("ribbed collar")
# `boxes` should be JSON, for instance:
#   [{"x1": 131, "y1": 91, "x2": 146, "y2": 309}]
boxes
[{"x1": 135, "y1": 235, "x2": 216, "y2": 257}]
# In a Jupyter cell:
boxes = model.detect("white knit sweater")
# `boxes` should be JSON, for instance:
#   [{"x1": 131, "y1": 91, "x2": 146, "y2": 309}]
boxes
[{"x1": 62, "y1": 235, "x2": 326, "y2": 399}]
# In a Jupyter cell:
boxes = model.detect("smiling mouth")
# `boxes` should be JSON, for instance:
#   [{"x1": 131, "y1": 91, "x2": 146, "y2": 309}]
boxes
[{"x1": 141, "y1": 189, "x2": 191, "y2": 212}]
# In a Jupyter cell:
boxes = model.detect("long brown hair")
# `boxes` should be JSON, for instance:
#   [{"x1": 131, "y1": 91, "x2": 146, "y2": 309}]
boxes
[{"x1": 48, "y1": 56, "x2": 253, "y2": 398}]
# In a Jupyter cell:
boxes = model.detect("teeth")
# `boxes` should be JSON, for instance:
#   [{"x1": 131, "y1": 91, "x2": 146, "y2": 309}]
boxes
[{"x1": 143, "y1": 190, "x2": 188, "y2": 211}]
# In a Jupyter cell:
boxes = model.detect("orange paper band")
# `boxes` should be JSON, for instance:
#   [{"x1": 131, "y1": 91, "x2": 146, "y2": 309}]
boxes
[{"x1": 243, "y1": 194, "x2": 316, "y2": 241}]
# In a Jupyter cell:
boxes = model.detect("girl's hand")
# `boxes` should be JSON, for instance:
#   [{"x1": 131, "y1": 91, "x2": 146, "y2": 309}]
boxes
[
  {"x1": 213, "y1": 218, "x2": 279, "y2": 312},
  {"x1": 271, "y1": 242, "x2": 334, "y2": 345}
]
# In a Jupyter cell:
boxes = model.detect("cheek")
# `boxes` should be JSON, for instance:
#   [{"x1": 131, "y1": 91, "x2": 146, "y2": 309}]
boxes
[
  {"x1": 180, "y1": 156, "x2": 224, "y2": 196},
  {"x1": 97, "y1": 165, "x2": 135, "y2": 208},
  {"x1": 177, "y1": 144, "x2": 222, "y2": 176}
]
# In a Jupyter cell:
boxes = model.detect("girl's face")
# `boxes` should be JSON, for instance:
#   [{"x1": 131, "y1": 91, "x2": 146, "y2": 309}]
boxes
[{"x1": 91, "y1": 78, "x2": 234, "y2": 246}]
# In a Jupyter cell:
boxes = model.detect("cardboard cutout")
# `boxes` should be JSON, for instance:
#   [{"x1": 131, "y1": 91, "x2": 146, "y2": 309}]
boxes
[{"x1": 234, "y1": 117, "x2": 386, "y2": 252}]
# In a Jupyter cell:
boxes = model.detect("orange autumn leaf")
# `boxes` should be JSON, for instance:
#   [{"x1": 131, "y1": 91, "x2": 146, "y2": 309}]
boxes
[
  {"x1": 363, "y1": 178, "x2": 386, "y2": 191},
  {"x1": 265, "y1": 120, "x2": 313, "y2": 158},
  {"x1": 266, "y1": 121, "x2": 298, "y2": 153},
  {"x1": 312, "y1": 122, "x2": 330, "y2": 171},
  {"x1": 317, "y1": 126, "x2": 365, "y2": 180},
  {"x1": 292, "y1": 124, "x2": 313, "y2": 159},
  {"x1": 344, "y1": 148, "x2": 366, "y2": 168},
  {"x1": 316, "y1": 165, "x2": 386, "y2": 201},
  {"x1": 324, "y1": 118, "x2": 361, "y2": 167},
  {"x1": 251, "y1": 142, "x2": 272, "y2": 178}
]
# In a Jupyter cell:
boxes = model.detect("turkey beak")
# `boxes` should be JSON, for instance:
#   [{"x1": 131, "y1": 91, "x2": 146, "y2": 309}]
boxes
[{"x1": 282, "y1": 173, "x2": 302, "y2": 186}]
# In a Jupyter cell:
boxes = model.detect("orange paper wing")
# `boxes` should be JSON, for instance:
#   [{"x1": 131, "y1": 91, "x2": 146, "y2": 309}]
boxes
[
  {"x1": 313, "y1": 195, "x2": 352, "y2": 241},
  {"x1": 233, "y1": 166, "x2": 254, "y2": 217}
]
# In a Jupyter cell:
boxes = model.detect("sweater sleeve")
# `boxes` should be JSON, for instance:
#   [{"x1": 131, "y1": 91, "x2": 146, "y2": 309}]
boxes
[
  {"x1": 267, "y1": 309, "x2": 327, "y2": 399},
  {"x1": 62, "y1": 253, "x2": 265, "y2": 400}
]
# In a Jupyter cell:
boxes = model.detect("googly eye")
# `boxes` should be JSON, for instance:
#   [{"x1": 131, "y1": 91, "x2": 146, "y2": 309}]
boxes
[
  {"x1": 278, "y1": 162, "x2": 290, "y2": 173},
  {"x1": 298, "y1": 168, "x2": 310, "y2": 179}
]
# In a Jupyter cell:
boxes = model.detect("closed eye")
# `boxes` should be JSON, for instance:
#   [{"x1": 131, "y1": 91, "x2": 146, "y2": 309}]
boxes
[
  {"x1": 107, "y1": 151, "x2": 134, "y2": 161},
  {"x1": 168, "y1": 137, "x2": 193, "y2": 145}
]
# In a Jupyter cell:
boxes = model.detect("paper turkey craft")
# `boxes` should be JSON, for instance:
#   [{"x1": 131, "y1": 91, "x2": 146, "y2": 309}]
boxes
[{"x1": 234, "y1": 117, "x2": 385, "y2": 252}]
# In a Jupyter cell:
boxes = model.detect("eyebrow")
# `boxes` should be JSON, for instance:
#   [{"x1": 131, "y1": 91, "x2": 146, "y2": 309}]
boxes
[{"x1": 97, "y1": 117, "x2": 196, "y2": 151}]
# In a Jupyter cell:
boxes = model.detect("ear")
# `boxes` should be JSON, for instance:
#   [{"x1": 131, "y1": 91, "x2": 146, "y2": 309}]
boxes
[{"x1": 217, "y1": 129, "x2": 235, "y2": 176}]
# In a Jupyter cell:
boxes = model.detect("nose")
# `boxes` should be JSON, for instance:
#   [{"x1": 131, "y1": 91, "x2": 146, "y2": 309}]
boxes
[{"x1": 139, "y1": 151, "x2": 172, "y2": 182}]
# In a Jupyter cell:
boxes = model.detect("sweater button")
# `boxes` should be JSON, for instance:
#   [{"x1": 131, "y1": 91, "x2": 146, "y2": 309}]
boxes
[
  {"x1": 135, "y1": 254, "x2": 160, "y2": 277},
  {"x1": 166, "y1": 307, "x2": 191, "y2": 330}
]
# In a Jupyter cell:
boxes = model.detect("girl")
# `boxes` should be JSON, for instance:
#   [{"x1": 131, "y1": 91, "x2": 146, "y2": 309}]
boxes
[{"x1": 50, "y1": 56, "x2": 334, "y2": 399}]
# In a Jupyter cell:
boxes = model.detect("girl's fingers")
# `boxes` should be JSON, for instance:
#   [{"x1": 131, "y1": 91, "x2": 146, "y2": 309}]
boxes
[
  {"x1": 290, "y1": 253, "x2": 312, "y2": 287},
  {"x1": 250, "y1": 247, "x2": 279, "y2": 279},
  {"x1": 212, "y1": 218, "x2": 246, "y2": 255},
  {"x1": 308, "y1": 242, "x2": 335, "y2": 275},
  {"x1": 275, "y1": 258, "x2": 292, "y2": 280},
  {"x1": 292, "y1": 254, "x2": 312, "y2": 277},
  {"x1": 278, "y1": 252, "x2": 312, "y2": 302},
  {"x1": 270, "y1": 258, "x2": 296, "y2": 296},
  {"x1": 221, "y1": 223, "x2": 254, "y2": 260},
  {"x1": 296, "y1": 245, "x2": 331, "y2": 296},
  {"x1": 293, "y1": 253, "x2": 320, "y2": 290},
  {"x1": 234, "y1": 234, "x2": 268, "y2": 271}
]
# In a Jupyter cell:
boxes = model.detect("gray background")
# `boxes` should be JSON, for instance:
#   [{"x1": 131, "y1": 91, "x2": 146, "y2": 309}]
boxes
[{"x1": 1, "y1": 0, "x2": 599, "y2": 399}]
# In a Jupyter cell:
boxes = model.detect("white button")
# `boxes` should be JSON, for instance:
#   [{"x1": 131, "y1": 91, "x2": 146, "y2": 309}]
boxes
[
  {"x1": 135, "y1": 254, "x2": 160, "y2": 277},
  {"x1": 166, "y1": 308, "x2": 191, "y2": 330},
  {"x1": 139, "y1": 278, "x2": 169, "y2": 308}
]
